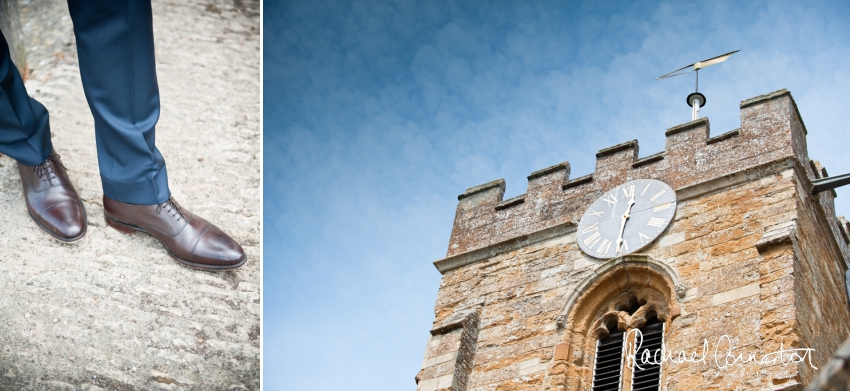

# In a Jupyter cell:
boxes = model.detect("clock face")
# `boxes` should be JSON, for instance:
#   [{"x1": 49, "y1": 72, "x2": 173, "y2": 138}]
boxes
[{"x1": 576, "y1": 179, "x2": 676, "y2": 259}]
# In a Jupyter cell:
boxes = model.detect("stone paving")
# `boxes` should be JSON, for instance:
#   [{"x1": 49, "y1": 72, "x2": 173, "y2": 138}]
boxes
[{"x1": 0, "y1": 0, "x2": 261, "y2": 390}]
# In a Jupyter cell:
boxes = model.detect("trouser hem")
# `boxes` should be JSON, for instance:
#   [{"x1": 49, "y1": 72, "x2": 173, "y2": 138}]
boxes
[{"x1": 101, "y1": 164, "x2": 170, "y2": 205}]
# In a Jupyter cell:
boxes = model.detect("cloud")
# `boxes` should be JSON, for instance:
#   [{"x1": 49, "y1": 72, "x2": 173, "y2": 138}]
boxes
[{"x1": 264, "y1": 0, "x2": 850, "y2": 389}]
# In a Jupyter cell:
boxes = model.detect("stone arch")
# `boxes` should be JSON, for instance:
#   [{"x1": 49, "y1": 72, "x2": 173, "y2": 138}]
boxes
[
  {"x1": 555, "y1": 254, "x2": 685, "y2": 328},
  {"x1": 545, "y1": 255, "x2": 684, "y2": 390}
]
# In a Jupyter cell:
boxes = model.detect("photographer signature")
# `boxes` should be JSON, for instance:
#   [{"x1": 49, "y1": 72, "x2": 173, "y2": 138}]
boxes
[{"x1": 623, "y1": 329, "x2": 817, "y2": 371}]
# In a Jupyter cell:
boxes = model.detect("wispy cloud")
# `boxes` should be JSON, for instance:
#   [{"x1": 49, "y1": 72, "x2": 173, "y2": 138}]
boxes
[{"x1": 264, "y1": 0, "x2": 850, "y2": 389}]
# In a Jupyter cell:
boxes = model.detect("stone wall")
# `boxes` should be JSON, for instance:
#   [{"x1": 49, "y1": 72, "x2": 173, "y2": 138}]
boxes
[
  {"x1": 419, "y1": 90, "x2": 850, "y2": 390},
  {"x1": 791, "y1": 166, "x2": 850, "y2": 384},
  {"x1": 804, "y1": 336, "x2": 850, "y2": 391}
]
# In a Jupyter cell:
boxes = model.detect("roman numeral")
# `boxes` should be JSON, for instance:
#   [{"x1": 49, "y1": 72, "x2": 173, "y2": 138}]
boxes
[
  {"x1": 641, "y1": 183, "x2": 651, "y2": 196},
  {"x1": 650, "y1": 189, "x2": 667, "y2": 201},
  {"x1": 582, "y1": 222, "x2": 598, "y2": 233},
  {"x1": 584, "y1": 232, "x2": 601, "y2": 247},
  {"x1": 621, "y1": 239, "x2": 629, "y2": 252},
  {"x1": 621, "y1": 185, "x2": 634, "y2": 199},
  {"x1": 602, "y1": 193, "x2": 618, "y2": 207},
  {"x1": 597, "y1": 239, "x2": 611, "y2": 254},
  {"x1": 639, "y1": 232, "x2": 651, "y2": 244},
  {"x1": 587, "y1": 208, "x2": 604, "y2": 218},
  {"x1": 647, "y1": 217, "x2": 665, "y2": 227},
  {"x1": 653, "y1": 202, "x2": 671, "y2": 212}
]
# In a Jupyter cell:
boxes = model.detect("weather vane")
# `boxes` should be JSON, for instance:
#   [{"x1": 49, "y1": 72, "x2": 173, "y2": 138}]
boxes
[
  {"x1": 657, "y1": 50, "x2": 740, "y2": 121},
  {"x1": 656, "y1": 50, "x2": 850, "y2": 196}
]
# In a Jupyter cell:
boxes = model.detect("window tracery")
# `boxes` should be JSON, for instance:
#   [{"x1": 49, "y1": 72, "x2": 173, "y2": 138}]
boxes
[{"x1": 546, "y1": 257, "x2": 681, "y2": 391}]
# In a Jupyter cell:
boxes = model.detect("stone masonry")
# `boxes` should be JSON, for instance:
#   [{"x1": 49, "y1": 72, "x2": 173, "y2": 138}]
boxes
[
  {"x1": 0, "y1": 1, "x2": 260, "y2": 390},
  {"x1": 417, "y1": 89, "x2": 850, "y2": 390},
  {"x1": 804, "y1": 336, "x2": 850, "y2": 391}
]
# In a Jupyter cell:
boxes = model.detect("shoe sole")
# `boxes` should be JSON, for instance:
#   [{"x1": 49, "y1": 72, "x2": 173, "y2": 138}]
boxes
[
  {"x1": 27, "y1": 206, "x2": 88, "y2": 243},
  {"x1": 104, "y1": 215, "x2": 247, "y2": 271}
]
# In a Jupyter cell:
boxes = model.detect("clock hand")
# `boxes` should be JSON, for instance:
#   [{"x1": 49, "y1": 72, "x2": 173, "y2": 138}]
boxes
[
  {"x1": 615, "y1": 195, "x2": 636, "y2": 254},
  {"x1": 615, "y1": 216, "x2": 627, "y2": 254}
]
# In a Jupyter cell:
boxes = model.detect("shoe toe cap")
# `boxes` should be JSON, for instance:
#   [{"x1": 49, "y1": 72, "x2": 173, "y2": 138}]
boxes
[
  {"x1": 40, "y1": 199, "x2": 86, "y2": 240},
  {"x1": 191, "y1": 225, "x2": 246, "y2": 268}
]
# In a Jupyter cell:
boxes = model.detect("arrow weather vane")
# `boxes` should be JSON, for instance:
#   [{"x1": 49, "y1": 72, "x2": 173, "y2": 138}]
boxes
[{"x1": 656, "y1": 50, "x2": 740, "y2": 121}]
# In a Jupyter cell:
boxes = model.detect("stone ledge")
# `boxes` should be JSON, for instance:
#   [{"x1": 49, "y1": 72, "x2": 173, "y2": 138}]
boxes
[
  {"x1": 665, "y1": 117, "x2": 708, "y2": 137},
  {"x1": 756, "y1": 220, "x2": 798, "y2": 253},
  {"x1": 431, "y1": 310, "x2": 478, "y2": 335},
  {"x1": 596, "y1": 139, "x2": 637, "y2": 158},
  {"x1": 631, "y1": 152, "x2": 664, "y2": 168},
  {"x1": 528, "y1": 161, "x2": 570, "y2": 180},
  {"x1": 740, "y1": 89, "x2": 791, "y2": 109},
  {"x1": 495, "y1": 194, "x2": 525, "y2": 210},
  {"x1": 677, "y1": 157, "x2": 799, "y2": 202},
  {"x1": 706, "y1": 128, "x2": 740, "y2": 145},
  {"x1": 562, "y1": 174, "x2": 593, "y2": 190},
  {"x1": 457, "y1": 179, "x2": 505, "y2": 200},
  {"x1": 434, "y1": 222, "x2": 575, "y2": 273},
  {"x1": 772, "y1": 381, "x2": 803, "y2": 391}
]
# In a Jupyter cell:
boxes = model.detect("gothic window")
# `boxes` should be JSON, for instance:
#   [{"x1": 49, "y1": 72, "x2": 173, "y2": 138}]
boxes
[
  {"x1": 587, "y1": 293, "x2": 668, "y2": 391},
  {"x1": 550, "y1": 257, "x2": 683, "y2": 391}
]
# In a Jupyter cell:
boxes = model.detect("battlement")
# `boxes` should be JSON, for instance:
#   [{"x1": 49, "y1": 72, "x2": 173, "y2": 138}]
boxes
[{"x1": 444, "y1": 89, "x2": 824, "y2": 260}]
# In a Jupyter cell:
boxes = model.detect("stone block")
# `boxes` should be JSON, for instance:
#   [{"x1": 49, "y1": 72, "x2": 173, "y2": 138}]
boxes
[
  {"x1": 553, "y1": 343, "x2": 570, "y2": 361},
  {"x1": 711, "y1": 282, "x2": 760, "y2": 305}
]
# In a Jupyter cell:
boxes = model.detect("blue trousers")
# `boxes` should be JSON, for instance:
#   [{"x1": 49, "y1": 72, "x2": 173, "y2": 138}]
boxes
[{"x1": 0, "y1": 0, "x2": 170, "y2": 205}]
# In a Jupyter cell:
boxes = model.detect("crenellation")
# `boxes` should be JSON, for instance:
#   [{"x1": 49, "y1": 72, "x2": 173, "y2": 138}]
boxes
[
  {"x1": 594, "y1": 139, "x2": 638, "y2": 159},
  {"x1": 561, "y1": 173, "x2": 593, "y2": 190},
  {"x1": 663, "y1": 117, "x2": 710, "y2": 188},
  {"x1": 631, "y1": 151, "x2": 664, "y2": 168},
  {"x1": 526, "y1": 161, "x2": 570, "y2": 201},
  {"x1": 740, "y1": 89, "x2": 795, "y2": 110},
  {"x1": 592, "y1": 139, "x2": 639, "y2": 188},
  {"x1": 445, "y1": 89, "x2": 826, "y2": 259},
  {"x1": 494, "y1": 194, "x2": 525, "y2": 210},
  {"x1": 421, "y1": 89, "x2": 850, "y2": 390},
  {"x1": 528, "y1": 161, "x2": 571, "y2": 181},
  {"x1": 706, "y1": 128, "x2": 740, "y2": 145},
  {"x1": 457, "y1": 178, "x2": 505, "y2": 203},
  {"x1": 664, "y1": 117, "x2": 708, "y2": 137}
]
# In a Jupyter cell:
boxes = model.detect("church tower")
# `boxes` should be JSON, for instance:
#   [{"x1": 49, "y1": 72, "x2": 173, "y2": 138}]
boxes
[{"x1": 416, "y1": 89, "x2": 850, "y2": 391}]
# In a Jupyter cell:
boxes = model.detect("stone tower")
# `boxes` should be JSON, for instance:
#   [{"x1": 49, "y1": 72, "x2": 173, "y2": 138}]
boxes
[{"x1": 415, "y1": 89, "x2": 850, "y2": 391}]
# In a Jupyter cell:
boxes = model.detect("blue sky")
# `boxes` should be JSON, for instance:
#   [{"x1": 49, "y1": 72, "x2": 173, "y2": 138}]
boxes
[{"x1": 263, "y1": 1, "x2": 850, "y2": 389}]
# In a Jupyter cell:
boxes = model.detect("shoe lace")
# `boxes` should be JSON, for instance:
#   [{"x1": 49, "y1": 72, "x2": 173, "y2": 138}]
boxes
[
  {"x1": 32, "y1": 154, "x2": 65, "y2": 186},
  {"x1": 156, "y1": 197, "x2": 187, "y2": 222}
]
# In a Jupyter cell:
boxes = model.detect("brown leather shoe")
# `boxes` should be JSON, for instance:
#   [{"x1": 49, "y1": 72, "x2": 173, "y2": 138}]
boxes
[
  {"x1": 17, "y1": 152, "x2": 87, "y2": 242},
  {"x1": 102, "y1": 196, "x2": 246, "y2": 270}
]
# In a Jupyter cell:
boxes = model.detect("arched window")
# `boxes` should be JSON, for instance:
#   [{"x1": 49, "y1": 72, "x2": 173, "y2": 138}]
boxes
[
  {"x1": 548, "y1": 256, "x2": 683, "y2": 391},
  {"x1": 590, "y1": 296, "x2": 666, "y2": 391}
]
